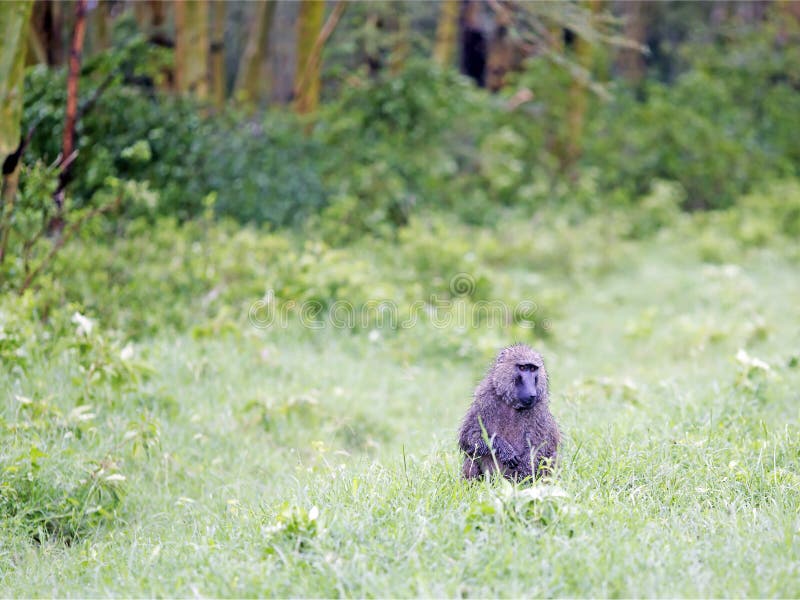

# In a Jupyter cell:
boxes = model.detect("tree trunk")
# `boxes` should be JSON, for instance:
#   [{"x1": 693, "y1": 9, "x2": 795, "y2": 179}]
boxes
[
  {"x1": 210, "y1": 0, "x2": 226, "y2": 107},
  {"x1": 564, "y1": 0, "x2": 601, "y2": 177},
  {"x1": 48, "y1": 0, "x2": 64, "y2": 66},
  {"x1": 710, "y1": 1, "x2": 729, "y2": 28},
  {"x1": 0, "y1": 0, "x2": 33, "y2": 166},
  {"x1": 460, "y1": 0, "x2": 486, "y2": 87},
  {"x1": 133, "y1": 0, "x2": 166, "y2": 35},
  {"x1": 616, "y1": 0, "x2": 647, "y2": 84},
  {"x1": 134, "y1": 0, "x2": 150, "y2": 33},
  {"x1": 390, "y1": 4, "x2": 409, "y2": 75},
  {"x1": 26, "y1": 13, "x2": 47, "y2": 65},
  {"x1": 781, "y1": 0, "x2": 800, "y2": 21},
  {"x1": 30, "y1": 0, "x2": 63, "y2": 66},
  {"x1": 433, "y1": 0, "x2": 459, "y2": 67},
  {"x1": 234, "y1": 0, "x2": 276, "y2": 107},
  {"x1": 175, "y1": 0, "x2": 209, "y2": 99},
  {"x1": 53, "y1": 0, "x2": 88, "y2": 217},
  {"x1": 777, "y1": 0, "x2": 800, "y2": 45},
  {"x1": 486, "y1": 4, "x2": 514, "y2": 92},
  {"x1": 150, "y1": 0, "x2": 166, "y2": 30},
  {"x1": 90, "y1": 0, "x2": 110, "y2": 55},
  {"x1": 135, "y1": 0, "x2": 172, "y2": 90},
  {"x1": 293, "y1": 0, "x2": 325, "y2": 115},
  {"x1": 0, "y1": 0, "x2": 33, "y2": 265}
]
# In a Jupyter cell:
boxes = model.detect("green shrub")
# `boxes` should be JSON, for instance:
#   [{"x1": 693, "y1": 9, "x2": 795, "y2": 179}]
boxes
[
  {"x1": 315, "y1": 60, "x2": 493, "y2": 240},
  {"x1": 22, "y1": 47, "x2": 327, "y2": 227},
  {"x1": 0, "y1": 298, "x2": 158, "y2": 543},
  {"x1": 585, "y1": 78, "x2": 761, "y2": 210},
  {"x1": 584, "y1": 13, "x2": 800, "y2": 210}
]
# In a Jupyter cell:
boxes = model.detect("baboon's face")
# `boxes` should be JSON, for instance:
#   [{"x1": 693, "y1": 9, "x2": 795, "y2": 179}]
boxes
[
  {"x1": 513, "y1": 363, "x2": 540, "y2": 410},
  {"x1": 492, "y1": 345, "x2": 547, "y2": 410}
]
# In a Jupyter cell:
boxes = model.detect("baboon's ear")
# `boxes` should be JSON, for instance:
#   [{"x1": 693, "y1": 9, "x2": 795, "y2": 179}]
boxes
[{"x1": 497, "y1": 347, "x2": 509, "y2": 362}]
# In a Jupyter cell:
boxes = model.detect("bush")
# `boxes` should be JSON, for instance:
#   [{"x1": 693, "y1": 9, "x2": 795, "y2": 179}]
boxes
[
  {"x1": 584, "y1": 13, "x2": 800, "y2": 210},
  {"x1": 314, "y1": 60, "x2": 493, "y2": 241},
  {"x1": 22, "y1": 43, "x2": 327, "y2": 227},
  {"x1": 0, "y1": 298, "x2": 158, "y2": 543}
]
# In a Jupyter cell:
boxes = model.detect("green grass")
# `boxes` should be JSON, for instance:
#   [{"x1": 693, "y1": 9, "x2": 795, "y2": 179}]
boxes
[{"x1": 2, "y1": 217, "x2": 800, "y2": 597}]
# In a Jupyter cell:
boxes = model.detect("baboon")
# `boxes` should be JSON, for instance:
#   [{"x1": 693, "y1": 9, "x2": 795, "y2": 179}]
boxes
[{"x1": 458, "y1": 343, "x2": 560, "y2": 480}]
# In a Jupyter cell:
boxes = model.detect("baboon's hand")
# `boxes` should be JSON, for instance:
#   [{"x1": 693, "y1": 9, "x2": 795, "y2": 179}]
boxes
[{"x1": 495, "y1": 438, "x2": 519, "y2": 469}]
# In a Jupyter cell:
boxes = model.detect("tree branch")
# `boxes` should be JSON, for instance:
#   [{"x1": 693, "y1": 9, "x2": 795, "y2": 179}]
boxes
[
  {"x1": 294, "y1": 1, "x2": 347, "y2": 102},
  {"x1": 53, "y1": 0, "x2": 88, "y2": 216}
]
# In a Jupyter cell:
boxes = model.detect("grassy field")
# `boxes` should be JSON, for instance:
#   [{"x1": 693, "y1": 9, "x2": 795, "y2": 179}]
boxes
[{"x1": 2, "y1": 209, "x2": 800, "y2": 597}]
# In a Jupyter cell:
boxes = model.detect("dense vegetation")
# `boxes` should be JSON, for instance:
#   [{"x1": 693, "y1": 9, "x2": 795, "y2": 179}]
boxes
[
  {"x1": 2, "y1": 2, "x2": 800, "y2": 597},
  {"x1": 2, "y1": 190, "x2": 799, "y2": 595}
]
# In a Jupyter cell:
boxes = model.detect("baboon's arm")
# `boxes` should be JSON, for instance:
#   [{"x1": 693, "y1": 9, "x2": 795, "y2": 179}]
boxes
[
  {"x1": 458, "y1": 418, "x2": 490, "y2": 457},
  {"x1": 458, "y1": 411, "x2": 519, "y2": 469}
]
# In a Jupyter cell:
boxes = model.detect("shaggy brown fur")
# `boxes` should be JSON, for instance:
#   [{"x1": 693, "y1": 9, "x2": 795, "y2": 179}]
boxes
[{"x1": 458, "y1": 343, "x2": 560, "y2": 480}]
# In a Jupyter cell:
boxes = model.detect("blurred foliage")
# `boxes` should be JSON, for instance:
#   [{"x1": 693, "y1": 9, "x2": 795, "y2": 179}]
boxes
[
  {"x1": 314, "y1": 59, "x2": 489, "y2": 242},
  {"x1": 585, "y1": 13, "x2": 800, "y2": 209},
  {"x1": 13, "y1": 8, "x2": 800, "y2": 236},
  {"x1": 4, "y1": 3, "x2": 799, "y2": 323},
  {"x1": 4, "y1": 173, "x2": 798, "y2": 345},
  {"x1": 21, "y1": 28, "x2": 326, "y2": 227}
]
